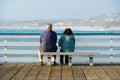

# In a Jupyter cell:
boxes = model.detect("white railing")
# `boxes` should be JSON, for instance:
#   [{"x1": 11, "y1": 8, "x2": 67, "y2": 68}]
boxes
[{"x1": 0, "y1": 33, "x2": 120, "y2": 64}]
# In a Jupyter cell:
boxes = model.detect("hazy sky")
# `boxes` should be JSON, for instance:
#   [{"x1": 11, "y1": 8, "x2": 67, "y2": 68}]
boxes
[{"x1": 0, "y1": 0, "x2": 120, "y2": 21}]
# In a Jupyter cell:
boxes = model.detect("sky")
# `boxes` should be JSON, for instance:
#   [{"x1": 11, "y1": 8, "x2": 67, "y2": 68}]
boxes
[{"x1": 0, "y1": 0, "x2": 120, "y2": 22}]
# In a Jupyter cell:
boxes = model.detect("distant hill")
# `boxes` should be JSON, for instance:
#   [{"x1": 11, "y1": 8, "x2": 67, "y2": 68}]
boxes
[{"x1": 0, "y1": 13, "x2": 120, "y2": 30}]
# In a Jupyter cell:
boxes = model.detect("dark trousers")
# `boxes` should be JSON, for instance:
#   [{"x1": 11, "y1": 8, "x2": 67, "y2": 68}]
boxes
[{"x1": 60, "y1": 55, "x2": 69, "y2": 64}]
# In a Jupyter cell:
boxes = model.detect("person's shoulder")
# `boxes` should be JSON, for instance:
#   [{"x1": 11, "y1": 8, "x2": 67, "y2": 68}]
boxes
[
  {"x1": 51, "y1": 31, "x2": 56, "y2": 33},
  {"x1": 70, "y1": 34, "x2": 75, "y2": 37},
  {"x1": 41, "y1": 31, "x2": 46, "y2": 35},
  {"x1": 42, "y1": 31, "x2": 47, "y2": 33},
  {"x1": 61, "y1": 35, "x2": 65, "y2": 38},
  {"x1": 51, "y1": 31, "x2": 57, "y2": 34}
]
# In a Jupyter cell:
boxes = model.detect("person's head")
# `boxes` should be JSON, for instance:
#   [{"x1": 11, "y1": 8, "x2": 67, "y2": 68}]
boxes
[
  {"x1": 46, "y1": 24, "x2": 52, "y2": 32},
  {"x1": 63, "y1": 28, "x2": 73, "y2": 35}
]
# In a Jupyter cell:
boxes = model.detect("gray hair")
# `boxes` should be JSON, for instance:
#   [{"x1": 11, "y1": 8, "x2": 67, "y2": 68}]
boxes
[
  {"x1": 46, "y1": 23, "x2": 52, "y2": 31},
  {"x1": 46, "y1": 23, "x2": 52, "y2": 27}
]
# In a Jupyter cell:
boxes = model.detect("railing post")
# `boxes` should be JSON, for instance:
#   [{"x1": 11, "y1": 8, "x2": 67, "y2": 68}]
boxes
[
  {"x1": 109, "y1": 38, "x2": 113, "y2": 64},
  {"x1": 89, "y1": 55, "x2": 94, "y2": 66},
  {"x1": 68, "y1": 55, "x2": 72, "y2": 66},
  {"x1": 4, "y1": 38, "x2": 8, "y2": 64}
]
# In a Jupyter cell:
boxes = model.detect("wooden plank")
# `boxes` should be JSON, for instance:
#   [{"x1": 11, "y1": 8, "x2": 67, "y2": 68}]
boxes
[
  {"x1": 41, "y1": 52, "x2": 100, "y2": 55},
  {"x1": 82, "y1": 66, "x2": 99, "y2": 80},
  {"x1": 0, "y1": 64, "x2": 7, "y2": 70},
  {"x1": 11, "y1": 64, "x2": 34, "y2": 80},
  {"x1": 62, "y1": 66, "x2": 73, "y2": 80},
  {"x1": 0, "y1": 64, "x2": 16, "y2": 78},
  {"x1": 75, "y1": 35, "x2": 120, "y2": 38},
  {"x1": 2, "y1": 57, "x2": 38, "y2": 63},
  {"x1": 0, "y1": 50, "x2": 37, "y2": 54},
  {"x1": 0, "y1": 50, "x2": 89, "y2": 54},
  {"x1": 36, "y1": 65, "x2": 51, "y2": 80},
  {"x1": 1, "y1": 35, "x2": 120, "y2": 39},
  {"x1": 0, "y1": 50, "x2": 100, "y2": 54},
  {"x1": 23, "y1": 64, "x2": 41, "y2": 80},
  {"x1": 0, "y1": 35, "x2": 40, "y2": 38},
  {"x1": 93, "y1": 66, "x2": 111, "y2": 80},
  {"x1": 112, "y1": 66, "x2": 120, "y2": 76},
  {"x1": 76, "y1": 42, "x2": 120, "y2": 46},
  {"x1": 102, "y1": 66, "x2": 120, "y2": 80},
  {"x1": 49, "y1": 66, "x2": 61, "y2": 80},
  {"x1": 0, "y1": 42, "x2": 39, "y2": 46},
  {"x1": 1, "y1": 42, "x2": 120, "y2": 47},
  {"x1": 1, "y1": 49, "x2": 120, "y2": 55},
  {"x1": 72, "y1": 66, "x2": 86, "y2": 80},
  {"x1": 2, "y1": 57, "x2": 119, "y2": 65},
  {"x1": 0, "y1": 50, "x2": 120, "y2": 55},
  {"x1": 0, "y1": 64, "x2": 120, "y2": 80},
  {"x1": 1, "y1": 64, "x2": 25, "y2": 80}
]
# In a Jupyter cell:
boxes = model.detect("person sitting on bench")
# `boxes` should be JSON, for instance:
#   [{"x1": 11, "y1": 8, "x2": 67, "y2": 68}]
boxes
[
  {"x1": 38, "y1": 23, "x2": 57, "y2": 65},
  {"x1": 58, "y1": 28, "x2": 75, "y2": 65}
]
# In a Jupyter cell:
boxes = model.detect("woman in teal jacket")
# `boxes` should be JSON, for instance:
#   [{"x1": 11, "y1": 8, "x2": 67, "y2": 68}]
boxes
[{"x1": 58, "y1": 28, "x2": 75, "y2": 65}]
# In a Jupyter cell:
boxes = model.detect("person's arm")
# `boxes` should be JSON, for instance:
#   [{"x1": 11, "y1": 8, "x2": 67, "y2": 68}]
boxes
[
  {"x1": 52, "y1": 32, "x2": 57, "y2": 45},
  {"x1": 55, "y1": 32, "x2": 57, "y2": 44},
  {"x1": 58, "y1": 35, "x2": 63, "y2": 47},
  {"x1": 40, "y1": 33, "x2": 43, "y2": 47},
  {"x1": 71, "y1": 35, "x2": 75, "y2": 51},
  {"x1": 73, "y1": 35, "x2": 75, "y2": 46}
]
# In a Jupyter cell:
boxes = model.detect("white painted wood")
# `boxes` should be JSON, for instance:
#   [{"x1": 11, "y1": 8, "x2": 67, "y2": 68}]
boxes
[
  {"x1": 0, "y1": 50, "x2": 100, "y2": 55},
  {"x1": 89, "y1": 55, "x2": 94, "y2": 66},
  {"x1": 4, "y1": 38, "x2": 8, "y2": 63},
  {"x1": 41, "y1": 52, "x2": 100, "y2": 55},
  {"x1": 0, "y1": 35, "x2": 120, "y2": 39},
  {"x1": 0, "y1": 50, "x2": 119, "y2": 55},
  {"x1": 76, "y1": 50, "x2": 120, "y2": 54},
  {"x1": 0, "y1": 50, "x2": 37, "y2": 54},
  {"x1": 75, "y1": 35, "x2": 120, "y2": 38},
  {"x1": 2, "y1": 57, "x2": 39, "y2": 63},
  {"x1": 47, "y1": 56, "x2": 51, "y2": 65},
  {"x1": 76, "y1": 42, "x2": 120, "y2": 46},
  {"x1": 0, "y1": 42, "x2": 120, "y2": 46},
  {"x1": 1, "y1": 57, "x2": 119, "y2": 63},
  {"x1": 0, "y1": 42, "x2": 40, "y2": 46},
  {"x1": 0, "y1": 35, "x2": 40, "y2": 38},
  {"x1": 94, "y1": 58, "x2": 120, "y2": 63},
  {"x1": 68, "y1": 57, "x2": 72, "y2": 66}
]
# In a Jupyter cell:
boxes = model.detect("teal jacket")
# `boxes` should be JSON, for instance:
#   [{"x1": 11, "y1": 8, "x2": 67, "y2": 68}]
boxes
[{"x1": 58, "y1": 35, "x2": 75, "y2": 52}]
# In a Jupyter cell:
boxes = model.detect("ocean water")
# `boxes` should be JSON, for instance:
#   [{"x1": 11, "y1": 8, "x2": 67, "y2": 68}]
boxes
[
  {"x1": 0, "y1": 29, "x2": 120, "y2": 64},
  {"x1": 0, "y1": 29, "x2": 120, "y2": 34}
]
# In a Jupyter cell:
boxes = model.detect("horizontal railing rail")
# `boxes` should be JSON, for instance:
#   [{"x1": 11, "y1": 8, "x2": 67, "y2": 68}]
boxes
[{"x1": 0, "y1": 30, "x2": 120, "y2": 64}]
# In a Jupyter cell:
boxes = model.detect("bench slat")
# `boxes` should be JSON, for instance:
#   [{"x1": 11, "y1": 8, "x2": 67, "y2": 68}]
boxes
[
  {"x1": 0, "y1": 42, "x2": 120, "y2": 46},
  {"x1": 41, "y1": 52, "x2": 100, "y2": 55},
  {"x1": 0, "y1": 50, "x2": 119, "y2": 54}
]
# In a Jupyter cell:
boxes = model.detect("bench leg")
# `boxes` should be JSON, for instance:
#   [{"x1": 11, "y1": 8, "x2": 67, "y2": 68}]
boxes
[
  {"x1": 47, "y1": 55, "x2": 51, "y2": 66},
  {"x1": 68, "y1": 55, "x2": 72, "y2": 66},
  {"x1": 89, "y1": 55, "x2": 94, "y2": 66}
]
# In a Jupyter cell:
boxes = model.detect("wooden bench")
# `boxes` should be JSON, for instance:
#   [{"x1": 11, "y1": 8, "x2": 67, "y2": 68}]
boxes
[{"x1": 41, "y1": 51, "x2": 100, "y2": 66}]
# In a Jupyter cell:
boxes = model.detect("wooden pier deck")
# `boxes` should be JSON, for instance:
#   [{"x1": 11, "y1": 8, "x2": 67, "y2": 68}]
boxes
[{"x1": 0, "y1": 64, "x2": 120, "y2": 80}]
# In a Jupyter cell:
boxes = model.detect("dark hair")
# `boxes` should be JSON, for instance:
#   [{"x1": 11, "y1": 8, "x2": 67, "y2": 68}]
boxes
[{"x1": 63, "y1": 28, "x2": 73, "y2": 35}]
